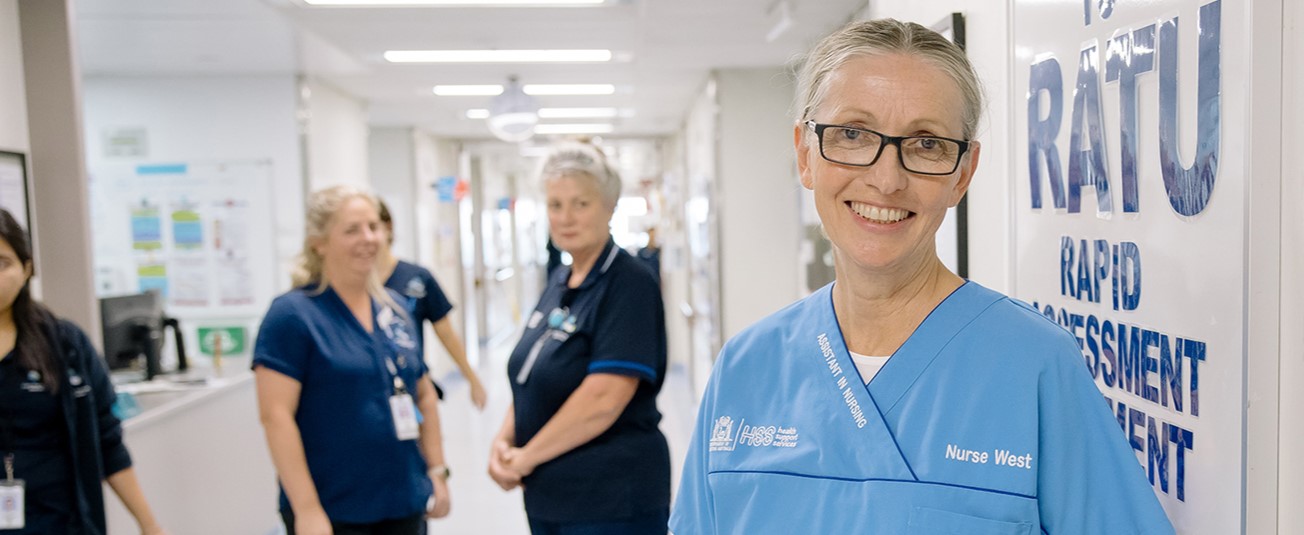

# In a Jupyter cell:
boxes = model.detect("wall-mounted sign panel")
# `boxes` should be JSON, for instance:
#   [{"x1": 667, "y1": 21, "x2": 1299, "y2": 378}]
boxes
[{"x1": 1012, "y1": 0, "x2": 1241, "y2": 532}]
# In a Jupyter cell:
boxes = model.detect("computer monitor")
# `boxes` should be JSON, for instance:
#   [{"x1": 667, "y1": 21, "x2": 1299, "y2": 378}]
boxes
[{"x1": 100, "y1": 291, "x2": 171, "y2": 380}]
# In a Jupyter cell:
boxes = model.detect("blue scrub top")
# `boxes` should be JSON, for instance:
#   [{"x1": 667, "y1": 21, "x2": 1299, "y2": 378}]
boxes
[
  {"x1": 253, "y1": 285, "x2": 432, "y2": 524},
  {"x1": 384, "y1": 260, "x2": 454, "y2": 352},
  {"x1": 671, "y1": 282, "x2": 1174, "y2": 534},
  {"x1": 507, "y1": 238, "x2": 670, "y2": 523}
]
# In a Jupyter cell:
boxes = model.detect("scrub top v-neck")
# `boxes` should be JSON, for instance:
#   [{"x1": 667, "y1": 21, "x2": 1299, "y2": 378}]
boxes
[
  {"x1": 671, "y1": 282, "x2": 1174, "y2": 534},
  {"x1": 253, "y1": 285, "x2": 432, "y2": 524}
]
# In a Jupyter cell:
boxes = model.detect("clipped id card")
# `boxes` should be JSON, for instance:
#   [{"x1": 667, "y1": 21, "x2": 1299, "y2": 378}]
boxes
[
  {"x1": 0, "y1": 479, "x2": 24, "y2": 530},
  {"x1": 390, "y1": 393, "x2": 420, "y2": 441}
]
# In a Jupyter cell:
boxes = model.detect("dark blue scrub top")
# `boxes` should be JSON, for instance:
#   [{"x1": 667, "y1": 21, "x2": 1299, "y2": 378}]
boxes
[
  {"x1": 384, "y1": 260, "x2": 453, "y2": 352},
  {"x1": 0, "y1": 353, "x2": 74, "y2": 533},
  {"x1": 507, "y1": 238, "x2": 670, "y2": 523},
  {"x1": 253, "y1": 285, "x2": 432, "y2": 524}
]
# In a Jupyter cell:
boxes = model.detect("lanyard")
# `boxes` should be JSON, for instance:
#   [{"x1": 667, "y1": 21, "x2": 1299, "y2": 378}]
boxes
[
  {"x1": 383, "y1": 355, "x2": 408, "y2": 396},
  {"x1": 0, "y1": 374, "x2": 16, "y2": 482}
]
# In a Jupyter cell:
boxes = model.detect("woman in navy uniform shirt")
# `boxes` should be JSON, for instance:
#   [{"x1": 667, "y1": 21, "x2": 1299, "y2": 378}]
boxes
[
  {"x1": 374, "y1": 199, "x2": 486, "y2": 410},
  {"x1": 0, "y1": 209, "x2": 165, "y2": 534},
  {"x1": 254, "y1": 186, "x2": 451, "y2": 535},
  {"x1": 488, "y1": 142, "x2": 670, "y2": 535}
]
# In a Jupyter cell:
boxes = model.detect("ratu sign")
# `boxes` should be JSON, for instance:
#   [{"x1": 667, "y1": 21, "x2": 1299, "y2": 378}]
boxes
[{"x1": 1012, "y1": 0, "x2": 1245, "y2": 532}]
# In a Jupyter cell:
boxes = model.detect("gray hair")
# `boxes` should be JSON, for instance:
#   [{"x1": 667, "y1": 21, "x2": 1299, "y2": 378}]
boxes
[
  {"x1": 794, "y1": 18, "x2": 985, "y2": 139},
  {"x1": 537, "y1": 141, "x2": 622, "y2": 208}
]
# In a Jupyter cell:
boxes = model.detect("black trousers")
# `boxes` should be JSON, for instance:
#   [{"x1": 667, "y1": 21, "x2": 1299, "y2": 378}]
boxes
[{"x1": 281, "y1": 509, "x2": 424, "y2": 535}]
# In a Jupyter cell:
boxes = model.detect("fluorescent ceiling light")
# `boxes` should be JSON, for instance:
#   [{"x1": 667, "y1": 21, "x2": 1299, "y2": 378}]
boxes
[
  {"x1": 434, "y1": 85, "x2": 503, "y2": 96},
  {"x1": 534, "y1": 123, "x2": 614, "y2": 134},
  {"x1": 523, "y1": 84, "x2": 615, "y2": 96},
  {"x1": 304, "y1": 0, "x2": 604, "y2": 6},
  {"x1": 538, "y1": 107, "x2": 619, "y2": 118},
  {"x1": 470, "y1": 107, "x2": 624, "y2": 119},
  {"x1": 385, "y1": 49, "x2": 612, "y2": 63}
]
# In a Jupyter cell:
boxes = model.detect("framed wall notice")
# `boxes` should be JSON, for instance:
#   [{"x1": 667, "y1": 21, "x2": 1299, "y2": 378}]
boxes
[{"x1": 0, "y1": 151, "x2": 32, "y2": 240}]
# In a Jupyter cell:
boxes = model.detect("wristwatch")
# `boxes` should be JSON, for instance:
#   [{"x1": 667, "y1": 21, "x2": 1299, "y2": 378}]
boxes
[{"x1": 429, "y1": 464, "x2": 451, "y2": 481}]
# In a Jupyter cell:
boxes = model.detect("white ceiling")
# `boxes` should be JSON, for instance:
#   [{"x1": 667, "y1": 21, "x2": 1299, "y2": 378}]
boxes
[{"x1": 73, "y1": 0, "x2": 865, "y2": 140}]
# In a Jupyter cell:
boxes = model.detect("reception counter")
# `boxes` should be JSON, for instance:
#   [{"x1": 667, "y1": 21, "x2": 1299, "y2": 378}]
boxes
[{"x1": 104, "y1": 367, "x2": 280, "y2": 535}]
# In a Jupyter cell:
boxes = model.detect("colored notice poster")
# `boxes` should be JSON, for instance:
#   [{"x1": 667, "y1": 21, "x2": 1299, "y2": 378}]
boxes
[
  {"x1": 169, "y1": 256, "x2": 210, "y2": 307},
  {"x1": 136, "y1": 262, "x2": 167, "y2": 296},
  {"x1": 1012, "y1": 0, "x2": 1242, "y2": 532},
  {"x1": 130, "y1": 203, "x2": 162, "y2": 251},
  {"x1": 170, "y1": 201, "x2": 203, "y2": 251}
]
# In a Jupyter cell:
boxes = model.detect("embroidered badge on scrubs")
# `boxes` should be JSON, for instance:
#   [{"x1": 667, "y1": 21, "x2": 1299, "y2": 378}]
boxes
[
  {"x1": 547, "y1": 307, "x2": 578, "y2": 333},
  {"x1": 404, "y1": 279, "x2": 427, "y2": 299}
]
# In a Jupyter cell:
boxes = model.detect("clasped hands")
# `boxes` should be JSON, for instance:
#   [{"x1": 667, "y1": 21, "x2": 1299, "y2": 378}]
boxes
[{"x1": 487, "y1": 437, "x2": 537, "y2": 491}]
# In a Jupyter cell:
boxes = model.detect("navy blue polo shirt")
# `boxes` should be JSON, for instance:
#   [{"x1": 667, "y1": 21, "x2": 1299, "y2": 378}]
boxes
[
  {"x1": 253, "y1": 286, "x2": 431, "y2": 524},
  {"x1": 0, "y1": 353, "x2": 75, "y2": 533},
  {"x1": 384, "y1": 260, "x2": 454, "y2": 352},
  {"x1": 507, "y1": 238, "x2": 670, "y2": 523}
]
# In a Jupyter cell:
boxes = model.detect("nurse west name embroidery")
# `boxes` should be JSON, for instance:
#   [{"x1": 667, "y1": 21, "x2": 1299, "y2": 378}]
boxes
[{"x1": 944, "y1": 443, "x2": 1035, "y2": 470}]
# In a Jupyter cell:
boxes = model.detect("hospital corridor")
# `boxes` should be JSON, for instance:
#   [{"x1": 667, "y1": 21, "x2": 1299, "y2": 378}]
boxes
[{"x1": 0, "y1": 0, "x2": 1301, "y2": 534}]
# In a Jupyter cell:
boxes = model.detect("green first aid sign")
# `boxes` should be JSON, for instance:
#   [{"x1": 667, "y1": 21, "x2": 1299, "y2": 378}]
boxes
[{"x1": 198, "y1": 327, "x2": 246, "y2": 356}]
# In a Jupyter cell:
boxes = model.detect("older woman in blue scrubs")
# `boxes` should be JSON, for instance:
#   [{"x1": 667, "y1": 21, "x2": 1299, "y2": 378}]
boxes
[
  {"x1": 254, "y1": 186, "x2": 451, "y2": 535},
  {"x1": 488, "y1": 142, "x2": 670, "y2": 535},
  {"x1": 671, "y1": 19, "x2": 1174, "y2": 534}
]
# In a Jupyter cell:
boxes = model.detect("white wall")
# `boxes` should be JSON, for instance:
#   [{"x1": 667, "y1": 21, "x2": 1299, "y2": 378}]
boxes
[
  {"x1": 369, "y1": 127, "x2": 417, "y2": 258},
  {"x1": 0, "y1": 0, "x2": 28, "y2": 153},
  {"x1": 304, "y1": 78, "x2": 369, "y2": 190},
  {"x1": 715, "y1": 67, "x2": 803, "y2": 339},
  {"x1": 82, "y1": 75, "x2": 304, "y2": 290},
  {"x1": 1279, "y1": 0, "x2": 1303, "y2": 529}
]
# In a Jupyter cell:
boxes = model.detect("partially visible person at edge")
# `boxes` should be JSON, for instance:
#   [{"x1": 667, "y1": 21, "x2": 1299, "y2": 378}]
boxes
[
  {"x1": 634, "y1": 227, "x2": 661, "y2": 285},
  {"x1": 375, "y1": 199, "x2": 487, "y2": 411},
  {"x1": 0, "y1": 208, "x2": 167, "y2": 535},
  {"x1": 488, "y1": 141, "x2": 670, "y2": 535},
  {"x1": 669, "y1": 19, "x2": 1174, "y2": 534},
  {"x1": 253, "y1": 186, "x2": 451, "y2": 535}
]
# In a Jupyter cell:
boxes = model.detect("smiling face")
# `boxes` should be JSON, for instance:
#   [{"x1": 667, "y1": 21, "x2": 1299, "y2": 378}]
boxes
[
  {"x1": 314, "y1": 196, "x2": 382, "y2": 286},
  {"x1": 796, "y1": 52, "x2": 980, "y2": 274},
  {"x1": 546, "y1": 172, "x2": 614, "y2": 261}
]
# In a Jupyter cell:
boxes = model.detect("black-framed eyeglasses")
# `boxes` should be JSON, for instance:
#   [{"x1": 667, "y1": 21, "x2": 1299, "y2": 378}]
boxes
[{"x1": 805, "y1": 121, "x2": 971, "y2": 176}]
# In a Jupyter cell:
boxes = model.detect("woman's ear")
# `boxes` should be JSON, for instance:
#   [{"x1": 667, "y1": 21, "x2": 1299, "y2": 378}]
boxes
[
  {"x1": 795, "y1": 123, "x2": 815, "y2": 190},
  {"x1": 22, "y1": 261, "x2": 32, "y2": 280}
]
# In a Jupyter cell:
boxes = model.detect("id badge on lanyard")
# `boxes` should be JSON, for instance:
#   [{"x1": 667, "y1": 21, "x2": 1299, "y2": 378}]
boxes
[
  {"x1": 385, "y1": 357, "x2": 420, "y2": 441},
  {"x1": 0, "y1": 454, "x2": 24, "y2": 529}
]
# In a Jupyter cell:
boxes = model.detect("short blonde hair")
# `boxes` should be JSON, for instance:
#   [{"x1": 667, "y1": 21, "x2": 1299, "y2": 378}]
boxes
[
  {"x1": 536, "y1": 141, "x2": 622, "y2": 208},
  {"x1": 794, "y1": 18, "x2": 985, "y2": 139}
]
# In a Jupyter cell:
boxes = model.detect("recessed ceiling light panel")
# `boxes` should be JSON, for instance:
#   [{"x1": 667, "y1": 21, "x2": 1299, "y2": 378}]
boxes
[{"x1": 385, "y1": 49, "x2": 612, "y2": 63}]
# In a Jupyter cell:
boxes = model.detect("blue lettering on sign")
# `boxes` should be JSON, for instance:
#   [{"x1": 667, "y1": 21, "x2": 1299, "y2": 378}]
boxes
[
  {"x1": 1101, "y1": 320, "x2": 1117, "y2": 387},
  {"x1": 1105, "y1": 24, "x2": 1155, "y2": 213},
  {"x1": 1170, "y1": 424, "x2": 1195, "y2": 501},
  {"x1": 1028, "y1": 58, "x2": 1066, "y2": 210},
  {"x1": 1104, "y1": 395, "x2": 1195, "y2": 502},
  {"x1": 1158, "y1": 1, "x2": 1222, "y2": 217},
  {"x1": 1083, "y1": 0, "x2": 1117, "y2": 25},
  {"x1": 1068, "y1": 43, "x2": 1112, "y2": 215},
  {"x1": 1029, "y1": 0, "x2": 1223, "y2": 217},
  {"x1": 1037, "y1": 302, "x2": 1206, "y2": 417},
  {"x1": 1059, "y1": 236, "x2": 1140, "y2": 310}
]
